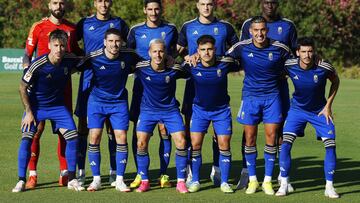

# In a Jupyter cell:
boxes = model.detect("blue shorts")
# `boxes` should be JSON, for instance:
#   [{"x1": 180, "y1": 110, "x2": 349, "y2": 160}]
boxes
[
  {"x1": 22, "y1": 106, "x2": 76, "y2": 133},
  {"x1": 190, "y1": 105, "x2": 232, "y2": 135},
  {"x1": 74, "y1": 71, "x2": 92, "y2": 118},
  {"x1": 237, "y1": 95, "x2": 283, "y2": 125},
  {"x1": 283, "y1": 107, "x2": 335, "y2": 139},
  {"x1": 181, "y1": 79, "x2": 195, "y2": 117},
  {"x1": 137, "y1": 109, "x2": 184, "y2": 134},
  {"x1": 279, "y1": 79, "x2": 290, "y2": 118}
]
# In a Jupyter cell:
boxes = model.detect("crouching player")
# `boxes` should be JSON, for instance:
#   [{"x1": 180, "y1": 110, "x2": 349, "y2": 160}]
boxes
[
  {"x1": 135, "y1": 39, "x2": 188, "y2": 193},
  {"x1": 276, "y1": 37, "x2": 340, "y2": 198},
  {"x1": 13, "y1": 29, "x2": 83, "y2": 192},
  {"x1": 77, "y1": 28, "x2": 139, "y2": 192},
  {"x1": 185, "y1": 35, "x2": 239, "y2": 193}
]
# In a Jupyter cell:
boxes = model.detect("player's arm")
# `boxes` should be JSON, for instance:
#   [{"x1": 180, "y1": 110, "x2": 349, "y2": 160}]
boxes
[
  {"x1": 176, "y1": 24, "x2": 189, "y2": 58},
  {"x1": 289, "y1": 23, "x2": 298, "y2": 55},
  {"x1": 23, "y1": 23, "x2": 40, "y2": 68},
  {"x1": 226, "y1": 23, "x2": 239, "y2": 47},
  {"x1": 318, "y1": 70, "x2": 340, "y2": 124},
  {"x1": 173, "y1": 63, "x2": 191, "y2": 79},
  {"x1": 19, "y1": 71, "x2": 35, "y2": 131},
  {"x1": 239, "y1": 19, "x2": 251, "y2": 41}
]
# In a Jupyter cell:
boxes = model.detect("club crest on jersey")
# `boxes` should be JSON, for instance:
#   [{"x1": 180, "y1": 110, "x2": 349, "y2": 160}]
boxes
[
  {"x1": 110, "y1": 23, "x2": 114, "y2": 28},
  {"x1": 217, "y1": 69, "x2": 222, "y2": 77},
  {"x1": 121, "y1": 61, "x2": 125, "y2": 69},
  {"x1": 165, "y1": 75, "x2": 170, "y2": 83},
  {"x1": 278, "y1": 27, "x2": 283, "y2": 35},
  {"x1": 268, "y1": 52, "x2": 273, "y2": 61},
  {"x1": 161, "y1": 32, "x2": 166, "y2": 39},
  {"x1": 214, "y1": 27, "x2": 219, "y2": 35},
  {"x1": 64, "y1": 67, "x2": 68, "y2": 75},
  {"x1": 313, "y1": 74, "x2": 318, "y2": 83}
]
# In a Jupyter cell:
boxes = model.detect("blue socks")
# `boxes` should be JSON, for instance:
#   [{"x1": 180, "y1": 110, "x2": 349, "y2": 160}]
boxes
[
  {"x1": 323, "y1": 139, "x2": 336, "y2": 181},
  {"x1": 65, "y1": 138, "x2": 78, "y2": 173},
  {"x1": 159, "y1": 134, "x2": 171, "y2": 175},
  {"x1": 137, "y1": 149, "x2": 149, "y2": 180},
  {"x1": 219, "y1": 150, "x2": 231, "y2": 184},
  {"x1": 176, "y1": 148, "x2": 188, "y2": 180},
  {"x1": 244, "y1": 146, "x2": 257, "y2": 177},
  {"x1": 18, "y1": 138, "x2": 32, "y2": 179},
  {"x1": 264, "y1": 144, "x2": 277, "y2": 178},
  {"x1": 116, "y1": 144, "x2": 128, "y2": 176},
  {"x1": 88, "y1": 144, "x2": 101, "y2": 176},
  {"x1": 191, "y1": 149, "x2": 202, "y2": 182}
]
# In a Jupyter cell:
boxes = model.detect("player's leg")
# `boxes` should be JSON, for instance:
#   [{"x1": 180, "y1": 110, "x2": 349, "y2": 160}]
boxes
[
  {"x1": 77, "y1": 117, "x2": 88, "y2": 186},
  {"x1": 188, "y1": 132, "x2": 205, "y2": 193},
  {"x1": 183, "y1": 113, "x2": 193, "y2": 185},
  {"x1": 210, "y1": 133, "x2": 221, "y2": 186},
  {"x1": 157, "y1": 123, "x2": 172, "y2": 188},
  {"x1": 236, "y1": 130, "x2": 249, "y2": 190},
  {"x1": 25, "y1": 121, "x2": 45, "y2": 189},
  {"x1": 105, "y1": 119, "x2": 117, "y2": 186},
  {"x1": 87, "y1": 128, "x2": 103, "y2": 191}
]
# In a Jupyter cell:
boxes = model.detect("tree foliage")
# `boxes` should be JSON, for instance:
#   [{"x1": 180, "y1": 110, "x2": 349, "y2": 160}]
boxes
[{"x1": 0, "y1": 0, "x2": 358, "y2": 66}]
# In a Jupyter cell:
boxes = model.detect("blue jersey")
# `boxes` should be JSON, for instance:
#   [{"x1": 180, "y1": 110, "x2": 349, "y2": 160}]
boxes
[
  {"x1": 184, "y1": 57, "x2": 239, "y2": 111},
  {"x1": 285, "y1": 58, "x2": 337, "y2": 113},
  {"x1": 127, "y1": 21, "x2": 178, "y2": 60},
  {"x1": 135, "y1": 61, "x2": 187, "y2": 112},
  {"x1": 22, "y1": 54, "x2": 79, "y2": 108},
  {"x1": 178, "y1": 18, "x2": 238, "y2": 55},
  {"x1": 240, "y1": 17, "x2": 297, "y2": 53},
  {"x1": 226, "y1": 39, "x2": 291, "y2": 97},
  {"x1": 77, "y1": 48, "x2": 139, "y2": 104}
]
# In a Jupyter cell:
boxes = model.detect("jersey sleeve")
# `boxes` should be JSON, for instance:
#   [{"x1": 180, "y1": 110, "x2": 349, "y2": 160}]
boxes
[
  {"x1": 127, "y1": 27, "x2": 136, "y2": 49},
  {"x1": 288, "y1": 23, "x2": 298, "y2": 54},
  {"x1": 177, "y1": 24, "x2": 188, "y2": 47},
  {"x1": 76, "y1": 55, "x2": 92, "y2": 72},
  {"x1": 225, "y1": 43, "x2": 242, "y2": 61},
  {"x1": 22, "y1": 66, "x2": 37, "y2": 85},
  {"x1": 76, "y1": 18, "x2": 85, "y2": 42},
  {"x1": 169, "y1": 26, "x2": 179, "y2": 56},
  {"x1": 239, "y1": 20, "x2": 251, "y2": 41},
  {"x1": 174, "y1": 64, "x2": 191, "y2": 79},
  {"x1": 24, "y1": 22, "x2": 41, "y2": 61},
  {"x1": 225, "y1": 23, "x2": 239, "y2": 46},
  {"x1": 120, "y1": 20, "x2": 130, "y2": 43}
]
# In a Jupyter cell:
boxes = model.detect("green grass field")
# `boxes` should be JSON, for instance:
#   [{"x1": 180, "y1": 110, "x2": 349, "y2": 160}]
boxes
[{"x1": 0, "y1": 72, "x2": 359, "y2": 202}]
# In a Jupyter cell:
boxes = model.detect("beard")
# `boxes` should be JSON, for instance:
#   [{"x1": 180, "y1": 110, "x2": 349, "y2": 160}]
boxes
[{"x1": 50, "y1": 9, "x2": 65, "y2": 19}]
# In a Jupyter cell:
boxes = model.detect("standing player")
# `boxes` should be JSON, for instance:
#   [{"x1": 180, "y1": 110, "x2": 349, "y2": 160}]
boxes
[
  {"x1": 177, "y1": 0, "x2": 238, "y2": 185},
  {"x1": 276, "y1": 37, "x2": 340, "y2": 198},
  {"x1": 22, "y1": 0, "x2": 82, "y2": 189},
  {"x1": 127, "y1": 0, "x2": 178, "y2": 189},
  {"x1": 75, "y1": 0, "x2": 129, "y2": 186},
  {"x1": 185, "y1": 35, "x2": 240, "y2": 193},
  {"x1": 134, "y1": 39, "x2": 188, "y2": 193},
  {"x1": 13, "y1": 30, "x2": 84, "y2": 192},
  {"x1": 226, "y1": 16, "x2": 291, "y2": 195},
  {"x1": 77, "y1": 29, "x2": 139, "y2": 192},
  {"x1": 237, "y1": 0, "x2": 297, "y2": 190}
]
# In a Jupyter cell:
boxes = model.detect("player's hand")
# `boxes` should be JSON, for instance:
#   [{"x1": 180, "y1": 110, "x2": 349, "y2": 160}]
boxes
[
  {"x1": 185, "y1": 53, "x2": 199, "y2": 67},
  {"x1": 21, "y1": 111, "x2": 36, "y2": 132},
  {"x1": 318, "y1": 105, "x2": 333, "y2": 125}
]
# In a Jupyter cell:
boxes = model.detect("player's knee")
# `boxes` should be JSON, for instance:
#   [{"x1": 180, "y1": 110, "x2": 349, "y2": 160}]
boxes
[
  {"x1": 283, "y1": 134, "x2": 296, "y2": 145},
  {"x1": 322, "y1": 138, "x2": 336, "y2": 148},
  {"x1": 62, "y1": 129, "x2": 78, "y2": 141},
  {"x1": 22, "y1": 131, "x2": 35, "y2": 140},
  {"x1": 137, "y1": 140, "x2": 148, "y2": 150}
]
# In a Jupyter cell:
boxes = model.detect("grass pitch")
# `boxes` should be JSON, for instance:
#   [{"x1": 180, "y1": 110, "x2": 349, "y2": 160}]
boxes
[{"x1": 0, "y1": 72, "x2": 359, "y2": 202}]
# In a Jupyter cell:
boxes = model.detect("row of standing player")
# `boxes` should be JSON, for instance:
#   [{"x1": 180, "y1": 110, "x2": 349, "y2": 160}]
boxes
[{"x1": 13, "y1": 0, "x2": 340, "y2": 198}]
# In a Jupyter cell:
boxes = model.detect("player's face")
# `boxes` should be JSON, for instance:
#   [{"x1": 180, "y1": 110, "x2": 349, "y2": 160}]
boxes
[
  {"x1": 262, "y1": 0, "x2": 279, "y2": 18},
  {"x1": 197, "y1": 42, "x2": 215, "y2": 63},
  {"x1": 197, "y1": 0, "x2": 214, "y2": 18},
  {"x1": 297, "y1": 46, "x2": 314, "y2": 67},
  {"x1": 104, "y1": 34, "x2": 122, "y2": 56},
  {"x1": 49, "y1": 0, "x2": 66, "y2": 19},
  {"x1": 48, "y1": 39, "x2": 67, "y2": 60},
  {"x1": 94, "y1": 0, "x2": 112, "y2": 16},
  {"x1": 144, "y1": 2, "x2": 162, "y2": 23},
  {"x1": 149, "y1": 43, "x2": 166, "y2": 65},
  {"x1": 250, "y1": 22, "x2": 268, "y2": 45}
]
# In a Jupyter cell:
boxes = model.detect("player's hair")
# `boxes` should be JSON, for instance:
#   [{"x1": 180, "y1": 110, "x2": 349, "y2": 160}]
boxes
[
  {"x1": 149, "y1": 38, "x2": 165, "y2": 48},
  {"x1": 144, "y1": 0, "x2": 162, "y2": 7},
  {"x1": 250, "y1": 16, "x2": 267, "y2": 25},
  {"x1": 49, "y1": 29, "x2": 68, "y2": 44},
  {"x1": 197, "y1": 35, "x2": 216, "y2": 46},
  {"x1": 297, "y1": 37, "x2": 315, "y2": 50},
  {"x1": 104, "y1": 28, "x2": 122, "y2": 40}
]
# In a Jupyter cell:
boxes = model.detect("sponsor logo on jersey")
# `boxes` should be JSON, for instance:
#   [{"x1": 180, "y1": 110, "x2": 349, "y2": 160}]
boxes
[
  {"x1": 46, "y1": 74, "x2": 52, "y2": 79},
  {"x1": 121, "y1": 61, "x2": 125, "y2": 69},
  {"x1": 89, "y1": 26, "x2": 95, "y2": 31},
  {"x1": 217, "y1": 69, "x2": 222, "y2": 77},
  {"x1": 214, "y1": 27, "x2": 219, "y2": 35},
  {"x1": 165, "y1": 75, "x2": 170, "y2": 83},
  {"x1": 100, "y1": 65, "x2": 106, "y2": 70},
  {"x1": 293, "y1": 75, "x2": 299, "y2": 80},
  {"x1": 192, "y1": 30, "x2": 198, "y2": 35},
  {"x1": 313, "y1": 74, "x2": 318, "y2": 83},
  {"x1": 161, "y1": 31, "x2": 166, "y2": 39},
  {"x1": 146, "y1": 76, "x2": 151, "y2": 81},
  {"x1": 110, "y1": 23, "x2": 114, "y2": 28},
  {"x1": 141, "y1": 34, "x2": 147, "y2": 39},
  {"x1": 278, "y1": 26, "x2": 283, "y2": 35},
  {"x1": 268, "y1": 52, "x2": 273, "y2": 61},
  {"x1": 196, "y1": 72, "x2": 202, "y2": 76},
  {"x1": 248, "y1": 53, "x2": 254, "y2": 57},
  {"x1": 24, "y1": 72, "x2": 32, "y2": 82}
]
